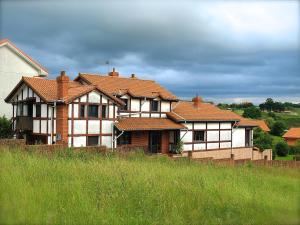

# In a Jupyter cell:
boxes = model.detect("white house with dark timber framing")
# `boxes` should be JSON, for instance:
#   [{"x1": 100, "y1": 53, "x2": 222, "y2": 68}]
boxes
[{"x1": 5, "y1": 69, "x2": 272, "y2": 160}]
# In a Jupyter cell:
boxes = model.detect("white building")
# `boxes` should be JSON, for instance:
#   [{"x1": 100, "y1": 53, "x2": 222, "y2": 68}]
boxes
[{"x1": 0, "y1": 39, "x2": 48, "y2": 118}]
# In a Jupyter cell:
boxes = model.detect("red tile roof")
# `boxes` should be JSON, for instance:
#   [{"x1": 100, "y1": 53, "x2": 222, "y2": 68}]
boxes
[
  {"x1": 283, "y1": 128, "x2": 300, "y2": 139},
  {"x1": 75, "y1": 73, "x2": 178, "y2": 101},
  {"x1": 5, "y1": 77, "x2": 124, "y2": 105},
  {"x1": 167, "y1": 101, "x2": 241, "y2": 122},
  {"x1": 237, "y1": 117, "x2": 270, "y2": 132},
  {"x1": 0, "y1": 39, "x2": 48, "y2": 74},
  {"x1": 115, "y1": 118, "x2": 186, "y2": 131}
]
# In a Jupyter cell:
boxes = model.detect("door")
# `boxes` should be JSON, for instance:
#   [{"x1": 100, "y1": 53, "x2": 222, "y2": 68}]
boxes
[
  {"x1": 245, "y1": 129, "x2": 251, "y2": 147},
  {"x1": 149, "y1": 131, "x2": 162, "y2": 153}
]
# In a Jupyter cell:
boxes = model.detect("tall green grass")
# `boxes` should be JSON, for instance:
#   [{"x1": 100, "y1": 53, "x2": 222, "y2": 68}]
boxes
[{"x1": 0, "y1": 148, "x2": 299, "y2": 225}]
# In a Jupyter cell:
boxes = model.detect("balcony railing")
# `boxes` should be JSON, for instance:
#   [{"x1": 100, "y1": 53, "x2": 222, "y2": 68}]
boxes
[{"x1": 16, "y1": 116, "x2": 33, "y2": 131}]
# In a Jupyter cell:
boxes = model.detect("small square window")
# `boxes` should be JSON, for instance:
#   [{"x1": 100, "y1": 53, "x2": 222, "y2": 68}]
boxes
[
  {"x1": 88, "y1": 105, "x2": 99, "y2": 118},
  {"x1": 194, "y1": 131, "x2": 205, "y2": 142},
  {"x1": 36, "y1": 104, "x2": 41, "y2": 117},
  {"x1": 102, "y1": 105, "x2": 108, "y2": 118},
  {"x1": 151, "y1": 100, "x2": 159, "y2": 112},
  {"x1": 87, "y1": 136, "x2": 99, "y2": 146}
]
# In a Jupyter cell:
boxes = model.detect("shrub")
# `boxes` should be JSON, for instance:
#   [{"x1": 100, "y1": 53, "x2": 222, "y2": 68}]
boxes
[
  {"x1": 271, "y1": 121, "x2": 287, "y2": 136},
  {"x1": 0, "y1": 116, "x2": 12, "y2": 138},
  {"x1": 275, "y1": 141, "x2": 289, "y2": 157},
  {"x1": 289, "y1": 141, "x2": 300, "y2": 155},
  {"x1": 253, "y1": 128, "x2": 273, "y2": 151},
  {"x1": 242, "y1": 106, "x2": 261, "y2": 119},
  {"x1": 173, "y1": 140, "x2": 183, "y2": 154}
]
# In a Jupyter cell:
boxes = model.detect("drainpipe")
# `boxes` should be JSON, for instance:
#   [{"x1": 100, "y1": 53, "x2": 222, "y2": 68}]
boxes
[
  {"x1": 171, "y1": 111, "x2": 188, "y2": 141},
  {"x1": 230, "y1": 120, "x2": 239, "y2": 158}
]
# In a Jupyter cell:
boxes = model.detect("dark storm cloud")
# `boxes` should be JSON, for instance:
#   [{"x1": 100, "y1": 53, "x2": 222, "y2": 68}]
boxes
[{"x1": 1, "y1": 0, "x2": 299, "y2": 103}]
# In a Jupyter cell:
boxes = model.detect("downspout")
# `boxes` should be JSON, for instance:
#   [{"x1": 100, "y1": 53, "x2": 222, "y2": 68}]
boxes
[
  {"x1": 171, "y1": 111, "x2": 188, "y2": 141},
  {"x1": 231, "y1": 120, "x2": 239, "y2": 158},
  {"x1": 50, "y1": 101, "x2": 56, "y2": 145}
]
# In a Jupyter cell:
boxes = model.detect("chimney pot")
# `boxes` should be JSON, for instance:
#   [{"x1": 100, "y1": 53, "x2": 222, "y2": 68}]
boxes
[
  {"x1": 61, "y1": 71, "x2": 66, "y2": 76},
  {"x1": 131, "y1": 74, "x2": 136, "y2": 78},
  {"x1": 192, "y1": 95, "x2": 202, "y2": 108},
  {"x1": 108, "y1": 68, "x2": 119, "y2": 77}
]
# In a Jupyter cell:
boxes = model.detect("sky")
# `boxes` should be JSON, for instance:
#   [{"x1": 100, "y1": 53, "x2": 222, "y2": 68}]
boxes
[{"x1": 0, "y1": 0, "x2": 299, "y2": 104}]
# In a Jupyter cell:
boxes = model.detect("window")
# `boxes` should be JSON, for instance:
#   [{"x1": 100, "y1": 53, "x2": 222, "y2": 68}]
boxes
[
  {"x1": 117, "y1": 132, "x2": 131, "y2": 145},
  {"x1": 194, "y1": 131, "x2": 205, "y2": 142},
  {"x1": 151, "y1": 100, "x2": 159, "y2": 112},
  {"x1": 79, "y1": 105, "x2": 85, "y2": 118},
  {"x1": 102, "y1": 105, "x2": 108, "y2": 118},
  {"x1": 121, "y1": 99, "x2": 128, "y2": 111},
  {"x1": 36, "y1": 104, "x2": 41, "y2": 117},
  {"x1": 88, "y1": 105, "x2": 99, "y2": 118},
  {"x1": 87, "y1": 136, "x2": 99, "y2": 146}
]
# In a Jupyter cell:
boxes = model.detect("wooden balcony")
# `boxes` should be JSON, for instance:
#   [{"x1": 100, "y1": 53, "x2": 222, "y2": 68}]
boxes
[{"x1": 16, "y1": 116, "x2": 33, "y2": 131}]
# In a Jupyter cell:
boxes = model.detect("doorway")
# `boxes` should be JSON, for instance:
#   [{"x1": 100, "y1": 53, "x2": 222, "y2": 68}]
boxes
[{"x1": 149, "y1": 131, "x2": 162, "y2": 153}]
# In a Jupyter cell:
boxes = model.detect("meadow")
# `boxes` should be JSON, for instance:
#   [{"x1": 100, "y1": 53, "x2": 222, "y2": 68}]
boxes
[{"x1": 0, "y1": 148, "x2": 299, "y2": 225}]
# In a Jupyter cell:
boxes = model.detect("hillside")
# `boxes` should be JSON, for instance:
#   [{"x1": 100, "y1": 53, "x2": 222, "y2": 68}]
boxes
[{"x1": 0, "y1": 148, "x2": 299, "y2": 225}]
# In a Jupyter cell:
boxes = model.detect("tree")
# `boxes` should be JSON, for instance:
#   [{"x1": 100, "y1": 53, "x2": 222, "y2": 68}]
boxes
[
  {"x1": 253, "y1": 128, "x2": 273, "y2": 151},
  {"x1": 275, "y1": 141, "x2": 289, "y2": 157},
  {"x1": 265, "y1": 98, "x2": 274, "y2": 112},
  {"x1": 242, "y1": 106, "x2": 261, "y2": 119},
  {"x1": 271, "y1": 121, "x2": 287, "y2": 136},
  {"x1": 0, "y1": 116, "x2": 12, "y2": 138},
  {"x1": 289, "y1": 141, "x2": 300, "y2": 155}
]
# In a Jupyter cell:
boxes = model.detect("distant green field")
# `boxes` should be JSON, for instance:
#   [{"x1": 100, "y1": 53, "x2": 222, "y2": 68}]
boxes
[{"x1": 0, "y1": 148, "x2": 299, "y2": 225}]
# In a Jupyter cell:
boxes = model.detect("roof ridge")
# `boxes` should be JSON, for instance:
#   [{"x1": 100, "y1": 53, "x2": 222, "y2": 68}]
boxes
[{"x1": 80, "y1": 73, "x2": 155, "y2": 82}]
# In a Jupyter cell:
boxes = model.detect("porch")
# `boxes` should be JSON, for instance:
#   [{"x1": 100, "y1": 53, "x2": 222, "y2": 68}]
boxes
[{"x1": 114, "y1": 118, "x2": 186, "y2": 154}]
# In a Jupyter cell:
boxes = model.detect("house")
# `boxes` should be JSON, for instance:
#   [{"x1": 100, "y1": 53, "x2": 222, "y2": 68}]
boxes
[
  {"x1": 0, "y1": 39, "x2": 48, "y2": 118},
  {"x1": 283, "y1": 128, "x2": 300, "y2": 145},
  {"x1": 5, "y1": 69, "x2": 272, "y2": 160}
]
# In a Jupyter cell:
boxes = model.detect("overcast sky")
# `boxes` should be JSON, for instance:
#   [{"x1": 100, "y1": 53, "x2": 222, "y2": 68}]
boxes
[{"x1": 1, "y1": 0, "x2": 299, "y2": 104}]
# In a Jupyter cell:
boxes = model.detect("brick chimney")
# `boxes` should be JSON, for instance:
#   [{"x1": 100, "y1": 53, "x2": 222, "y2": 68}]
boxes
[
  {"x1": 108, "y1": 68, "x2": 119, "y2": 77},
  {"x1": 192, "y1": 95, "x2": 202, "y2": 108},
  {"x1": 56, "y1": 71, "x2": 69, "y2": 146}
]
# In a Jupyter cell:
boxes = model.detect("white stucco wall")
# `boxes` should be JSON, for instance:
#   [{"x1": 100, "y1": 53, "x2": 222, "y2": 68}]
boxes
[
  {"x1": 232, "y1": 128, "x2": 245, "y2": 147},
  {"x1": 0, "y1": 44, "x2": 47, "y2": 118}
]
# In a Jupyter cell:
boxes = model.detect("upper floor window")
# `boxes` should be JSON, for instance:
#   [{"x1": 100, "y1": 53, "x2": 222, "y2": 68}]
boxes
[
  {"x1": 80, "y1": 105, "x2": 85, "y2": 118},
  {"x1": 88, "y1": 105, "x2": 98, "y2": 118},
  {"x1": 151, "y1": 100, "x2": 159, "y2": 112},
  {"x1": 36, "y1": 104, "x2": 41, "y2": 117},
  {"x1": 102, "y1": 105, "x2": 108, "y2": 118},
  {"x1": 120, "y1": 99, "x2": 128, "y2": 111},
  {"x1": 194, "y1": 130, "x2": 205, "y2": 142}
]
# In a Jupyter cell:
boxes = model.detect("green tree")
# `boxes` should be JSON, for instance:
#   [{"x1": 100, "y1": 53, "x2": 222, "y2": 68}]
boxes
[
  {"x1": 0, "y1": 116, "x2": 12, "y2": 138},
  {"x1": 271, "y1": 121, "x2": 287, "y2": 136},
  {"x1": 275, "y1": 141, "x2": 289, "y2": 157},
  {"x1": 242, "y1": 106, "x2": 261, "y2": 119},
  {"x1": 253, "y1": 128, "x2": 273, "y2": 151},
  {"x1": 265, "y1": 98, "x2": 274, "y2": 112},
  {"x1": 289, "y1": 141, "x2": 300, "y2": 155}
]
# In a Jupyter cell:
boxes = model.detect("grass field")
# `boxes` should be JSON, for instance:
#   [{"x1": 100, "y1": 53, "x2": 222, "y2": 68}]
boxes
[{"x1": 1, "y1": 148, "x2": 299, "y2": 225}]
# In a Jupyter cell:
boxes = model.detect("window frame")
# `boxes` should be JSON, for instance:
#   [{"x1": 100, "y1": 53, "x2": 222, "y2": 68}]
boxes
[
  {"x1": 36, "y1": 104, "x2": 41, "y2": 117},
  {"x1": 151, "y1": 100, "x2": 159, "y2": 112},
  {"x1": 102, "y1": 105, "x2": 108, "y2": 119},
  {"x1": 87, "y1": 136, "x2": 99, "y2": 146},
  {"x1": 88, "y1": 104, "x2": 99, "y2": 118},
  {"x1": 79, "y1": 104, "x2": 86, "y2": 118},
  {"x1": 193, "y1": 130, "x2": 206, "y2": 142}
]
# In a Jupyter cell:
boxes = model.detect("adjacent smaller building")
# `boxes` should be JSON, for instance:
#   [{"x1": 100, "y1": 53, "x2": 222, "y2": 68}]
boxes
[{"x1": 283, "y1": 128, "x2": 300, "y2": 145}]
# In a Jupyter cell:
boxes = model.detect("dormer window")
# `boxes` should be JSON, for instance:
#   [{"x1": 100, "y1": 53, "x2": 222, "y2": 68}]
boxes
[
  {"x1": 151, "y1": 100, "x2": 159, "y2": 112},
  {"x1": 121, "y1": 99, "x2": 128, "y2": 111}
]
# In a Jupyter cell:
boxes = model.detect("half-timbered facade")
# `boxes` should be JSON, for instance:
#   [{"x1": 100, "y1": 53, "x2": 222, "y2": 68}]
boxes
[{"x1": 5, "y1": 69, "x2": 271, "y2": 160}]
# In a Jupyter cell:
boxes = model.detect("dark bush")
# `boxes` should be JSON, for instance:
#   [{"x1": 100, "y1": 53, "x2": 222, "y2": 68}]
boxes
[
  {"x1": 289, "y1": 141, "x2": 300, "y2": 155},
  {"x1": 0, "y1": 116, "x2": 12, "y2": 138},
  {"x1": 275, "y1": 141, "x2": 289, "y2": 157},
  {"x1": 271, "y1": 121, "x2": 287, "y2": 136},
  {"x1": 242, "y1": 106, "x2": 261, "y2": 119}
]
